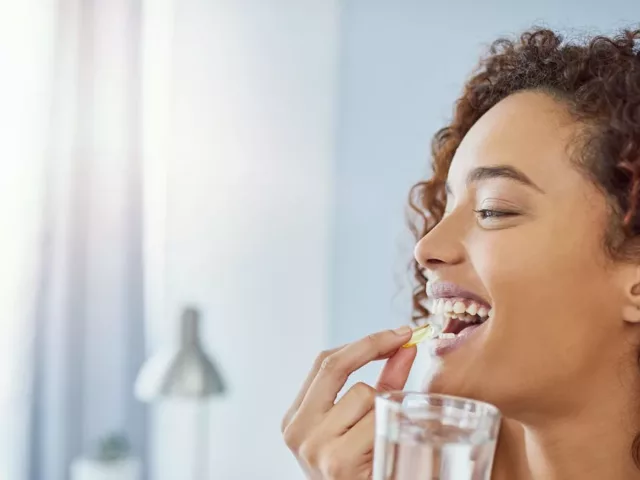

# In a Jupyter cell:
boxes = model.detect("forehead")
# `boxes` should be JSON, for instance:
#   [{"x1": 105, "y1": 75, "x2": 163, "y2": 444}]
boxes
[{"x1": 447, "y1": 91, "x2": 579, "y2": 191}]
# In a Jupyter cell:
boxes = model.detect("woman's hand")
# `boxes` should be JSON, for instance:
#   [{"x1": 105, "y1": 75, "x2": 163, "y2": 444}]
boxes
[{"x1": 281, "y1": 327, "x2": 417, "y2": 479}]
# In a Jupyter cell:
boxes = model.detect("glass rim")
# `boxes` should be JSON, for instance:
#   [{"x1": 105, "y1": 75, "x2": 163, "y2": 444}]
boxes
[{"x1": 376, "y1": 391, "x2": 501, "y2": 419}]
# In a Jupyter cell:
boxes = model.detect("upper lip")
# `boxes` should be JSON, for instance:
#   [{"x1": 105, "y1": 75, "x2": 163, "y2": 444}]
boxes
[{"x1": 428, "y1": 281, "x2": 492, "y2": 308}]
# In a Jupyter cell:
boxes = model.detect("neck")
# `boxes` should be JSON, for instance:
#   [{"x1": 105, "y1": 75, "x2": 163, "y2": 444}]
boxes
[{"x1": 491, "y1": 370, "x2": 640, "y2": 479}]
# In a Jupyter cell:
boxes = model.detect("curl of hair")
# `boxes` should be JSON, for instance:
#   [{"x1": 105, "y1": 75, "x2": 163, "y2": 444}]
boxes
[{"x1": 407, "y1": 26, "x2": 640, "y2": 464}]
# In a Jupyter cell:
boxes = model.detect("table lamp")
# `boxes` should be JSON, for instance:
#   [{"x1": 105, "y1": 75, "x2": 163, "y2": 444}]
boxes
[{"x1": 135, "y1": 307, "x2": 225, "y2": 480}]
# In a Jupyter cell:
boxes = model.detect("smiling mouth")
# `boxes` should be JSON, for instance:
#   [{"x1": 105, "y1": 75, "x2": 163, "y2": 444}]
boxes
[{"x1": 430, "y1": 297, "x2": 493, "y2": 339}]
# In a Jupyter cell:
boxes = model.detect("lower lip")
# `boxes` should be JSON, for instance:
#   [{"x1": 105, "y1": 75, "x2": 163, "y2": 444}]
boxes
[{"x1": 431, "y1": 322, "x2": 487, "y2": 356}]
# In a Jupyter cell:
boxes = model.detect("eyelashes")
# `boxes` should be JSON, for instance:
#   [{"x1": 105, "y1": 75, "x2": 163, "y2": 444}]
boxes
[
  {"x1": 473, "y1": 209, "x2": 522, "y2": 228},
  {"x1": 442, "y1": 201, "x2": 523, "y2": 227},
  {"x1": 473, "y1": 209, "x2": 518, "y2": 220}
]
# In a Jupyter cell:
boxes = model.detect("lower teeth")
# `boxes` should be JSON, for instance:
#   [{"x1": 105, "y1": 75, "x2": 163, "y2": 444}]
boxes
[{"x1": 438, "y1": 332, "x2": 456, "y2": 339}]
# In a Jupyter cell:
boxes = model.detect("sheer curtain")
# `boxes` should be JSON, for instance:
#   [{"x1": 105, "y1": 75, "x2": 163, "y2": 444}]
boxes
[
  {"x1": 0, "y1": 2, "x2": 55, "y2": 478},
  {"x1": 0, "y1": 1, "x2": 148, "y2": 479},
  {"x1": 0, "y1": 0, "x2": 340, "y2": 478}
]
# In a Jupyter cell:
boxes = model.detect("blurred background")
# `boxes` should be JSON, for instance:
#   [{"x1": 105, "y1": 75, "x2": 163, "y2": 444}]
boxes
[{"x1": 0, "y1": 1, "x2": 636, "y2": 479}]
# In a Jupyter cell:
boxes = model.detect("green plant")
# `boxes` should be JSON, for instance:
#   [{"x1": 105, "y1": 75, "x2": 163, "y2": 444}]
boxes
[{"x1": 95, "y1": 433, "x2": 131, "y2": 462}]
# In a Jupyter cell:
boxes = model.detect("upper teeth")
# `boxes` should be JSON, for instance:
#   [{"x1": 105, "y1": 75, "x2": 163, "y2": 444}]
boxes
[
  {"x1": 426, "y1": 281, "x2": 434, "y2": 297},
  {"x1": 428, "y1": 298, "x2": 493, "y2": 322}
]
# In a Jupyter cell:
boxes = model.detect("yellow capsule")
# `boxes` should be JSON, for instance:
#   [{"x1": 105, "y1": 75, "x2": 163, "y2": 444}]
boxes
[{"x1": 402, "y1": 323, "x2": 435, "y2": 348}]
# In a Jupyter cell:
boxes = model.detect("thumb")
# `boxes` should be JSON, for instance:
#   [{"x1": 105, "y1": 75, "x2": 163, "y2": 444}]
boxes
[{"x1": 375, "y1": 345, "x2": 417, "y2": 392}]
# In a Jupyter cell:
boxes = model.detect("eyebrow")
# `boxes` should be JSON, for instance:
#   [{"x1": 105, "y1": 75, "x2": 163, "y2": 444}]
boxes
[{"x1": 445, "y1": 165, "x2": 545, "y2": 194}]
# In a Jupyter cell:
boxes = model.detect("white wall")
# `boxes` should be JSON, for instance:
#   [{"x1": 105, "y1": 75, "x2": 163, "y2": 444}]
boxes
[{"x1": 144, "y1": 1, "x2": 340, "y2": 479}]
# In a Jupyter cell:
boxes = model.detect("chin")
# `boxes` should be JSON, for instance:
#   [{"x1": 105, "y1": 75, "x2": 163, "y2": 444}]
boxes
[{"x1": 421, "y1": 358, "x2": 497, "y2": 404}]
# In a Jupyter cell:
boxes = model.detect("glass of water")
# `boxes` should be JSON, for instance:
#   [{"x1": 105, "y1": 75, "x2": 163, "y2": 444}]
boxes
[{"x1": 373, "y1": 392, "x2": 501, "y2": 480}]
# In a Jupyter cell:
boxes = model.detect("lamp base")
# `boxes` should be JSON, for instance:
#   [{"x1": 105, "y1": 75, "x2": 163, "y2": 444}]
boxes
[{"x1": 70, "y1": 457, "x2": 141, "y2": 480}]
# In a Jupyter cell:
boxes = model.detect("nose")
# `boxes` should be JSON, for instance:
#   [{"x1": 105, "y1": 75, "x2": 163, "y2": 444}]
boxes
[{"x1": 414, "y1": 214, "x2": 465, "y2": 271}]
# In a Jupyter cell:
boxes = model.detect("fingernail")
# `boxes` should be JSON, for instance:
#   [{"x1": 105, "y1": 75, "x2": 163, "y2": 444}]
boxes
[{"x1": 394, "y1": 325, "x2": 412, "y2": 336}]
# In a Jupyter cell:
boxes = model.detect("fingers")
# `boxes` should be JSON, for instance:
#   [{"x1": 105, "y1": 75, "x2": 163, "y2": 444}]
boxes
[
  {"x1": 342, "y1": 408, "x2": 375, "y2": 453},
  {"x1": 318, "y1": 347, "x2": 416, "y2": 451},
  {"x1": 297, "y1": 327, "x2": 413, "y2": 417},
  {"x1": 321, "y1": 382, "x2": 376, "y2": 435},
  {"x1": 301, "y1": 410, "x2": 376, "y2": 480},
  {"x1": 375, "y1": 343, "x2": 417, "y2": 392},
  {"x1": 282, "y1": 327, "x2": 416, "y2": 480},
  {"x1": 282, "y1": 325, "x2": 414, "y2": 473},
  {"x1": 281, "y1": 346, "x2": 343, "y2": 433}
]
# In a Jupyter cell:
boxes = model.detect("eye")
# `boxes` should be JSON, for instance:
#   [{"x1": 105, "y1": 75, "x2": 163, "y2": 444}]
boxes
[{"x1": 473, "y1": 209, "x2": 517, "y2": 220}]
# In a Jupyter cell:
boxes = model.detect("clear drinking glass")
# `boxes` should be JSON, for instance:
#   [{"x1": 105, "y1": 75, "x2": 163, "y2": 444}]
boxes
[{"x1": 373, "y1": 392, "x2": 501, "y2": 480}]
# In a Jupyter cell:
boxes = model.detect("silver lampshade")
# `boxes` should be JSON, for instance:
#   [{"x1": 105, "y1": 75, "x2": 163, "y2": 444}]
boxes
[{"x1": 135, "y1": 307, "x2": 225, "y2": 401}]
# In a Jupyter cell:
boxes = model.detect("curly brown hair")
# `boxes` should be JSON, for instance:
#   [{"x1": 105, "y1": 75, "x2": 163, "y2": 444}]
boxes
[{"x1": 407, "y1": 26, "x2": 640, "y2": 463}]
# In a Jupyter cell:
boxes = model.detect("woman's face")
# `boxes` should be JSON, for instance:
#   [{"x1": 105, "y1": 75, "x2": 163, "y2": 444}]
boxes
[{"x1": 416, "y1": 91, "x2": 638, "y2": 418}]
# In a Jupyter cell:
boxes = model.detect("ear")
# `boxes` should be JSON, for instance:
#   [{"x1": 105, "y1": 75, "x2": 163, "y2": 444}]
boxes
[{"x1": 622, "y1": 265, "x2": 640, "y2": 324}]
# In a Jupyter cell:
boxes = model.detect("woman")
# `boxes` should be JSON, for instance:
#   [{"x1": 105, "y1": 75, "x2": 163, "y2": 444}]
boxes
[{"x1": 282, "y1": 28, "x2": 640, "y2": 479}]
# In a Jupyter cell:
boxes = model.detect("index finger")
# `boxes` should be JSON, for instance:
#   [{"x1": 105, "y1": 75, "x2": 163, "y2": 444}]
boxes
[{"x1": 296, "y1": 326, "x2": 413, "y2": 418}]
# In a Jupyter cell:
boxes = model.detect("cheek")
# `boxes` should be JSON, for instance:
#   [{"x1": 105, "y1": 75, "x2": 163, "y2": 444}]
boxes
[
  {"x1": 471, "y1": 220, "x2": 613, "y2": 327},
  {"x1": 457, "y1": 223, "x2": 618, "y2": 406}
]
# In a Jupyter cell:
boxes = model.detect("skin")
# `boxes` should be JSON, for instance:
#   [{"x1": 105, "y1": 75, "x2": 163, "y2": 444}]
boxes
[
  {"x1": 281, "y1": 327, "x2": 416, "y2": 479},
  {"x1": 283, "y1": 91, "x2": 640, "y2": 479}
]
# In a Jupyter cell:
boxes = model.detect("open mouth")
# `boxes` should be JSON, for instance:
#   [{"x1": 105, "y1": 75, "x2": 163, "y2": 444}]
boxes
[{"x1": 430, "y1": 297, "x2": 493, "y2": 339}]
